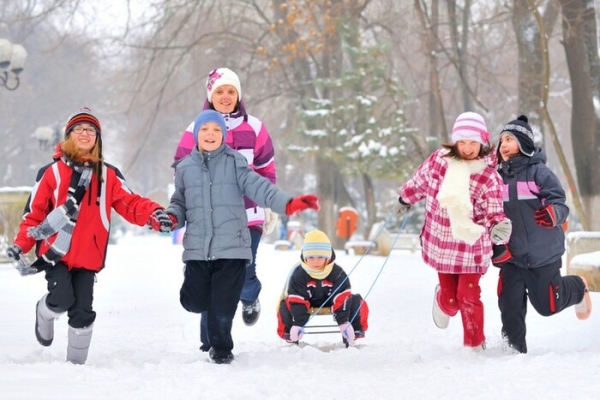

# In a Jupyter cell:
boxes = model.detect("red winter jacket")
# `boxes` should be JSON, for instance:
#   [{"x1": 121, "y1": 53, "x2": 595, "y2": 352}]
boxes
[{"x1": 14, "y1": 155, "x2": 161, "y2": 272}]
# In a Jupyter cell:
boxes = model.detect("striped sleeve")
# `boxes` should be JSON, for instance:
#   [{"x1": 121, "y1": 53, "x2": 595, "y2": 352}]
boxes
[
  {"x1": 249, "y1": 116, "x2": 276, "y2": 183},
  {"x1": 173, "y1": 121, "x2": 196, "y2": 163}
]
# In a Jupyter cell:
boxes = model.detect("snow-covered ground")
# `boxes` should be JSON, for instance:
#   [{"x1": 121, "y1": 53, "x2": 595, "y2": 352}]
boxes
[{"x1": 1, "y1": 233, "x2": 598, "y2": 400}]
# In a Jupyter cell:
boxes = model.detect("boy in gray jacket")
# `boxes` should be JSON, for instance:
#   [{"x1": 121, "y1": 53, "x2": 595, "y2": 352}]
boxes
[{"x1": 166, "y1": 110, "x2": 319, "y2": 364}]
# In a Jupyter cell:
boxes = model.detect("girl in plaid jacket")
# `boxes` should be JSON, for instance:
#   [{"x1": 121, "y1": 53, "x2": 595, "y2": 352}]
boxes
[{"x1": 394, "y1": 112, "x2": 511, "y2": 349}]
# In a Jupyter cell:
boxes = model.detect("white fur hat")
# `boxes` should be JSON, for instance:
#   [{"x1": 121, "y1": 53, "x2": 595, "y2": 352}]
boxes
[
  {"x1": 451, "y1": 112, "x2": 490, "y2": 144},
  {"x1": 206, "y1": 68, "x2": 242, "y2": 102}
]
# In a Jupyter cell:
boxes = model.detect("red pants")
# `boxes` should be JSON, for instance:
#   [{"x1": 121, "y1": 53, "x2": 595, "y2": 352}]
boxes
[{"x1": 438, "y1": 273, "x2": 485, "y2": 347}]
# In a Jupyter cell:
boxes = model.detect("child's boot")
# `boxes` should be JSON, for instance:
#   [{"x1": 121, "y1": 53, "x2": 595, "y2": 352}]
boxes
[
  {"x1": 35, "y1": 294, "x2": 63, "y2": 347},
  {"x1": 66, "y1": 324, "x2": 94, "y2": 365}
]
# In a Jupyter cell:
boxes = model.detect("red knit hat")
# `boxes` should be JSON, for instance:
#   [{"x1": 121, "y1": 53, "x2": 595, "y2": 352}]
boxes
[{"x1": 64, "y1": 107, "x2": 101, "y2": 136}]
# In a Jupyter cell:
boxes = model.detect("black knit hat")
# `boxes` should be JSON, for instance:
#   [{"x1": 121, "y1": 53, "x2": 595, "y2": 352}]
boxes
[{"x1": 500, "y1": 115, "x2": 535, "y2": 157}]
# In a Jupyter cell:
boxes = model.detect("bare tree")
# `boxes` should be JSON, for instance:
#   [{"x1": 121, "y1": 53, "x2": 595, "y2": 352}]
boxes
[{"x1": 558, "y1": 0, "x2": 600, "y2": 229}]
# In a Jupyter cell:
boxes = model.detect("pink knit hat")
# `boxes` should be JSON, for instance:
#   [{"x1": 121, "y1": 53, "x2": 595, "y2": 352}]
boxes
[{"x1": 451, "y1": 112, "x2": 490, "y2": 144}]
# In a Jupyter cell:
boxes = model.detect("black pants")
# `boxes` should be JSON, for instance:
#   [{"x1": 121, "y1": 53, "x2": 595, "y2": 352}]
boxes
[
  {"x1": 199, "y1": 229, "x2": 262, "y2": 348},
  {"x1": 180, "y1": 259, "x2": 246, "y2": 354},
  {"x1": 45, "y1": 263, "x2": 96, "y2": 328},
  {"x1": 497, "y1": 259, "x2": 585, "y2": 352}
]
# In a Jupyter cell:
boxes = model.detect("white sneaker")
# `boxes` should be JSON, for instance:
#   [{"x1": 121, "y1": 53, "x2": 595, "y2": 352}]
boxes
[
  {"x1": 470, "y1": 342, "x2": 486, "y2": 352},
  {"x1": 432, "y1": 285, "x2": 450, "y2": 329}
]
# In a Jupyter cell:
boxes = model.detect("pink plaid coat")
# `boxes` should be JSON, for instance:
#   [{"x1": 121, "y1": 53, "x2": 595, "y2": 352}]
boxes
[{"x1": 399, "y1": 149, "x2": 506, "y2": 274}]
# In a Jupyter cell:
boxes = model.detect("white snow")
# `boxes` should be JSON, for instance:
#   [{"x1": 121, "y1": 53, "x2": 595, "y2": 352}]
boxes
[
  {"x1": 571, "y1": 251, "x2": 600, "y2": 267},
  {"x1": 1, "y1": 233, "x2": 599, "y2": 399}
]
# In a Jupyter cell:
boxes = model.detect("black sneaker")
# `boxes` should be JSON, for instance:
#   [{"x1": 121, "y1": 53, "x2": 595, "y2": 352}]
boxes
[
  {"x1": 354, "y1": 330, "x2": 365, "y2": 339},
  {"x1": 199, "y1": 344, "x2": 211, "y2": 352},
  {"x1": 209, "y1": 348, "x2": 234, "y2": 364},
  {"x1": 242, "y1": 299, "x2": 261, "y2": 326},
  {"x1": 502, "y1": 330, "x2": 527, "y2": 354}
]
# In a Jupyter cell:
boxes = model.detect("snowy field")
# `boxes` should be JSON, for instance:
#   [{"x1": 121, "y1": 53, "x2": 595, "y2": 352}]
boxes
[{"x1": 0, "y1": 233, "x2": 598, "y2": 400}]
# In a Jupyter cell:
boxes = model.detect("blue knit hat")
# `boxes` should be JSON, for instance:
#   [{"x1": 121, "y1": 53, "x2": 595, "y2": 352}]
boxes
[
  {"x1": 192, "y1": 110, "x2": 227, "y2": 144},
  {"x1": 302, "y1": 230, "x2": 332, "y2": 259}
]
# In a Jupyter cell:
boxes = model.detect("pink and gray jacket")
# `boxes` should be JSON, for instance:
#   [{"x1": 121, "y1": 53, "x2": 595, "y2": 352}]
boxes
[{"x1": 173, "y1": 101, "x2": 276, "y2": 228}]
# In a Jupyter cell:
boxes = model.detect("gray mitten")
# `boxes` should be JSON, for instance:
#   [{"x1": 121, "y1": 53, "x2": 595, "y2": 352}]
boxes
[
  {"x1": 6, "y1": 244, "x2": 22, "y2": 261},
  {"x1": 393, "y1": 197, "x2": 411, "y2": 216},
  {"x1": 490, "y1": 219, "x2": 512, "y2": 244}
]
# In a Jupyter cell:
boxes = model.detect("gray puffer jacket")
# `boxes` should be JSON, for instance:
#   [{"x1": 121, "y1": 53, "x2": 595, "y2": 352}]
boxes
[{"x1": 167, "y1": 145, "x2": 292, "y2": 262}]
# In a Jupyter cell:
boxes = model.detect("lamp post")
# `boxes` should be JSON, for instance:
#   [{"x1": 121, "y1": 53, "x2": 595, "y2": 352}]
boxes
[{"x1": 0, "y1": 39, "x2": 27, "y2": 91}]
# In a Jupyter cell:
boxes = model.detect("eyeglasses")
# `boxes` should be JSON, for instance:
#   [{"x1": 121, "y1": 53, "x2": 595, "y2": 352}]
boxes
[{"x1": 72, "y1": 127, "x2": 97, "y2": 136}]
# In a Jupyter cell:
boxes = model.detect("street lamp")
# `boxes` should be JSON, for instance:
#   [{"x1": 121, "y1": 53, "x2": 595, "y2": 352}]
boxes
[{"x1": 0, "y1": 39, "x2": 27, "y2": 91}]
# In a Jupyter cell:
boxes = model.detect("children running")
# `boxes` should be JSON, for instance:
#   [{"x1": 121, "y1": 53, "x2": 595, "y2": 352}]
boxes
[{"x1": 394, "y1": 112, "x2": 511, "y2": 350}]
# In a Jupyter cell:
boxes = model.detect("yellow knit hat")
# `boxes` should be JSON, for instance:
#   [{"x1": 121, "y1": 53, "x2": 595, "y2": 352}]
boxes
[{"x1": 302, "y1": 230, "x2": 332, "y2": 259}]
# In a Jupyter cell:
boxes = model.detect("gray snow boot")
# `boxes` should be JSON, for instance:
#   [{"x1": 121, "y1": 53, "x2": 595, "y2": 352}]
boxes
[
  {"x1": 35, "y1": 294, "x2": 63, "y2": 347},
  {"x1": 66, "y1": 324, "x2": 94, "y2": 365}
]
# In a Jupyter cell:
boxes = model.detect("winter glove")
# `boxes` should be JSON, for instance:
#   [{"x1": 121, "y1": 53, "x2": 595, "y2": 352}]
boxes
[
  {"x1": 534, "y1": 205, "x2": 557, "y2": 228},
  {"x1": 6, "y1": 245, "x2": 38, "y2": 276},
  {"x1": 393, "y1": 197, "x2": 411, "y2": 216},
  {"x1": 168, "y1": 214, "x2": 178, "y2": 230},
  {"x1": 289, "y1": 325, "x2": 304, "y2": 342},
  {"x1": 148, "y1": 209, "x2": 174, "y2": 232},
  {"x1": 285, "y1": 194, "x2": 320, "y2": 216},
  {"x1": 491, "y1": 244, "x2": 513, "y2": 266},
  {"x1": 15, "y1": 261, "x2": 39, "y2": 276},
  {"x1": 263, "y1": 208, "x2": 279, "y2": 235},
  {"x1": 5, "y1": 244, "x2": 22, "y2": 261},
  {"x1": 490, "y1": 219, "x2": 512, "y2": 244},
  {"x1": 339, "y1": 322, "x2": 355, "y2": 344}
]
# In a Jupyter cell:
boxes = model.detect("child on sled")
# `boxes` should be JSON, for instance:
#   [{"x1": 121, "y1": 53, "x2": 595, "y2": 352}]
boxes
[{"x1": 277, "y1": 230, "x2": 369, "y2": 345}]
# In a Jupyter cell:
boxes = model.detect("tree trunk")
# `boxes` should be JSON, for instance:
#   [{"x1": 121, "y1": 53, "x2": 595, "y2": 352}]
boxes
[
  {"x1": 362, "y1": 172, "x2": 376, "y2": 239},
  {"x1": 415, "y1": 0, "x2": 447, "y2": 146},
  {"x1": 512, "y1": 0, "x2": 559, "y2": 143},
  {"x1": 559, "y1": 0, "x2": 600, "y2": 229}
]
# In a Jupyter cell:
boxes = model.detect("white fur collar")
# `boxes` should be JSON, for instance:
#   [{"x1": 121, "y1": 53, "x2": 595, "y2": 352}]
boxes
[{"x1": 436, "y1": 158, "x2": 486, "y2": 245}]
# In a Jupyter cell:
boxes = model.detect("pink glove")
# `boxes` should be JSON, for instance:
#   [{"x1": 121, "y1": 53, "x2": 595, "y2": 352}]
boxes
[
  {"x1": 290, "y1": 326, "x2": 304, "y2": 342},
  {"x1": 339, "y1": 322, "x2": 355, "y2": 343}
]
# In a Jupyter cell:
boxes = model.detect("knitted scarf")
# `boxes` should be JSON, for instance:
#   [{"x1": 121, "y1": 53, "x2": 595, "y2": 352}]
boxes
[
  {"x1": 26, "y1": 157, "x2": 94, "y2": 271},
  {"x1": 436, "y1": 158, "x2": 486, "y2": 245},
  {"x1": 300, "y1": 260, "x2": 334, "y2": 280}
]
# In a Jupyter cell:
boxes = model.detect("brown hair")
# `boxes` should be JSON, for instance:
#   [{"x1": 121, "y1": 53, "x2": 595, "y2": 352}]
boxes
[
  {"x1": 441, "y1": 142, "x2": 496, "y2": 160},
  {"x1": 60, "y1": 135, "x2": 104, "y2": 184}
]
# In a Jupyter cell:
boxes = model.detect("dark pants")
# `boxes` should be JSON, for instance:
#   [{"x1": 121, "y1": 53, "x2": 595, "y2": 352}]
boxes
[
  {"x1": 277, "y1": 294, "x2": 369, "y2": 339},
  {"x1": 44, "y1": 263, "x2": 96, "y2": 328},
  {"x1": 181, "y1": 259, "x2": 246, "y2": 354},
  {"x1": 497, "y1": 259, "x2": 585, "y2": 352},
  {"x1": 199, "y1": 228, "x2": 261, "y2": 348},
  {"x1": 240, "y1": 227, "x2": 262, "y2": 304}
]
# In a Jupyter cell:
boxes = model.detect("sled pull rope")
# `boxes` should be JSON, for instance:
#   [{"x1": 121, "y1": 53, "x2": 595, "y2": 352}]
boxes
[
  {"x1": 303, "y1": 213, "x2": 393, "y2": 324},
  {"x1": 348, "y1": 213, "x2": 410, "y2": 325},
  {"x1": 304, "y1": 212, "x2": 408, "y2": 326}
]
